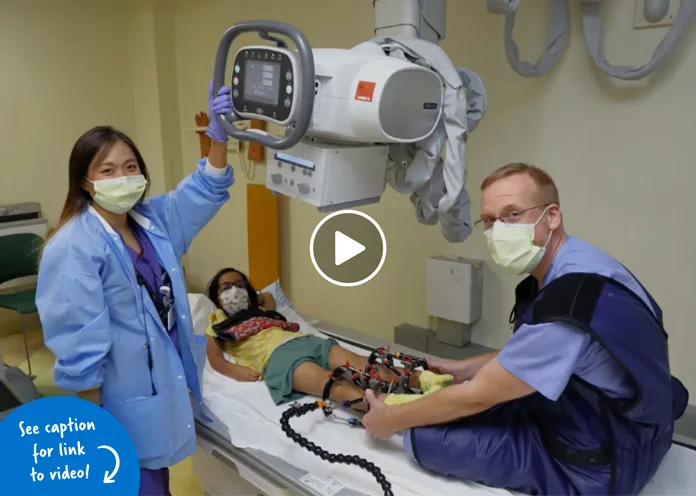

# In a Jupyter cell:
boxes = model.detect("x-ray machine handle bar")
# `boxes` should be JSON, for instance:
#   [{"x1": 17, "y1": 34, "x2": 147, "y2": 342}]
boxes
[{"x1": 213, "y1": 20, "x2": 315, "y2": 150}]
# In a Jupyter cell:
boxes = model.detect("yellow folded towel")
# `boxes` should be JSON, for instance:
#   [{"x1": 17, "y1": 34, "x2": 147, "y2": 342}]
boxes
[
  {"x1": 419, "y1": 369, "x2": 454, "y2": 393},
  {"x1": 383, "y1": 370, "x2": 454, "y2": 406}
]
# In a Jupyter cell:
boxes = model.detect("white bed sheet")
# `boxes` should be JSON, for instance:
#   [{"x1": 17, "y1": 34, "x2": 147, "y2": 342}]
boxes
[{"x1": 190, "y1": 293, "x2": 696, "y2": 496}]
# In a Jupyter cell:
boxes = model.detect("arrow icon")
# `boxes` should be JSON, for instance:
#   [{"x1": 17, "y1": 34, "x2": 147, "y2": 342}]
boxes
[
  {"x1": 98, "y1": 445, "x2": 120, "y2": 484},
  {"x1": 335, "y1": 231, "x2": 365, "y2": 266}
]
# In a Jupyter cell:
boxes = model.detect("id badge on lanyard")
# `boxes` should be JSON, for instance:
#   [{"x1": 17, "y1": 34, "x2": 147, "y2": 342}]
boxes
[{"x1": 161, "y1": 285, "x2": 175, "y2": 331}]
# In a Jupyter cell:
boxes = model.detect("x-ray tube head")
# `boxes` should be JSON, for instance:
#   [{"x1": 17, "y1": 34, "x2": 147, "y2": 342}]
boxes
[{"x1": 308, "y1": 48, "x2": 443, "y2": 144}]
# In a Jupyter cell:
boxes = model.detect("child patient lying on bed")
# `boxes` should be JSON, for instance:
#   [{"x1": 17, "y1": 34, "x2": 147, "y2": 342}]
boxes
[{"x1": 205, "y1": 268, "x2": 453, "y2": 410}]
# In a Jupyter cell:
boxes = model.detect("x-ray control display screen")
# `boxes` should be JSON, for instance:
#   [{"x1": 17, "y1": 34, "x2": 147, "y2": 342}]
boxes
[{"x1": 244, "y1": 60, "x2": 281, "y2": 106}]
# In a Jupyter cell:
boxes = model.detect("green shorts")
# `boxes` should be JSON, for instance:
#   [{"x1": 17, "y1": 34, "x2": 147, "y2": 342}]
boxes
[{"x1": 263, "y1": 335, "x2": 337, "y2": 405}]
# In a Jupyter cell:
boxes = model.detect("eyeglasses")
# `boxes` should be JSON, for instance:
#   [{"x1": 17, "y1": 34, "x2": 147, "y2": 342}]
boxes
[
  {"x1": 474, "y1": 204, "x2": 551, "y2": 230},
  {"x1": 218, "y1": 280, "x2": 247, "y2": 293}
]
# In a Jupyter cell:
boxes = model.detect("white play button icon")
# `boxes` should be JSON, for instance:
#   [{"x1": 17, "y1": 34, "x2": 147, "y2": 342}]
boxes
[
  {"x1": 334, "y1": 231, "x2": 366, "y2": 266},
  {"x1": 310, "y1": 210, "x2": 387, "y2": 287}
]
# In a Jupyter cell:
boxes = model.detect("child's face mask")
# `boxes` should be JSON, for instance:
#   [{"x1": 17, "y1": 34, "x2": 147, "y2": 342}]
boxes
[{"x1": 220, "y1": 286, "x2": 250, "y2": 315}]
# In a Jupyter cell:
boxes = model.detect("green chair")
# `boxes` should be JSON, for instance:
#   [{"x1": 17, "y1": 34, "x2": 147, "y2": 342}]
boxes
[{"x1": 0, "y1": 233, "x2": 43, "y2": 379}]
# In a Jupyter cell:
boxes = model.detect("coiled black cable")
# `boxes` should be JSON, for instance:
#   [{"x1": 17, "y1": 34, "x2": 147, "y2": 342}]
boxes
[{"x1": 280, "y1": 402, "x2": 394, "y2": 496}]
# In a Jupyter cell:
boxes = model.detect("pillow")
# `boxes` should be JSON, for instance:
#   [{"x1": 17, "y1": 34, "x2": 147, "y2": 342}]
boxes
[
  {"x1": 258, "y1": 280, "x2": 324, "y2": 337},
  {"x1": 260, "y1": 279, "x2": 294, "y2": 310},
  {"x1": 188, "y1": 293, "x2": 216, "y2": 336},
  {"x1": 277, "y1": 305, "x2": 326, "y2": 339}
]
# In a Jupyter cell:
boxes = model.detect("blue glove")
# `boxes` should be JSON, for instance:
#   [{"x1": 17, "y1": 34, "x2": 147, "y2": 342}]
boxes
[{"x1": 206, "y1": 81, "x2": 233, "y2": 143}]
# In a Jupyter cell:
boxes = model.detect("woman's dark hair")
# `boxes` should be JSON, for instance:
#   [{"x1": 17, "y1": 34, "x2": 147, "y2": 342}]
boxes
[
  {"x1": 45, "y1": 126, "x2": 150, "y2": 244},
  {"x1": 205, "y1": 267, "x2": 258, "y2": 309}
]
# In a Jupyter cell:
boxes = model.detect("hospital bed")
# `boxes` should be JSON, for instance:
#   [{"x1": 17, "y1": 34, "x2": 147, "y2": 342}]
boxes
[{"x1": 187, "y1": 287, "x2": 696, "y2": 496}]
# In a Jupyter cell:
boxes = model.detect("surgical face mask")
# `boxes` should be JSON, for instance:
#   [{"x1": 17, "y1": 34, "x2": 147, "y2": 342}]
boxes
[
  {"x1": 88, "y1": 175, "x2": 147, "y2": 214},
  {"x1": 483, "y1": 207, "x2": 552, "y2": 276},
  {"x1": 219, "y1": 286, "x2": 250, "y2": 316}
]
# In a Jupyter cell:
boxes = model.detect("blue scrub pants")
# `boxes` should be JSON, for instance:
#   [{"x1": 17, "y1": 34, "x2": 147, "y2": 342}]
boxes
[{"x1": 139, "y1": 467, "x2": 170, "y2": 495}]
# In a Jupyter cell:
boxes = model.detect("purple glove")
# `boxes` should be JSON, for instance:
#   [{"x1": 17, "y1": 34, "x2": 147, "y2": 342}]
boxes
[{"x1": 206, "y1": 81, "x2": 233, "y2": 143}]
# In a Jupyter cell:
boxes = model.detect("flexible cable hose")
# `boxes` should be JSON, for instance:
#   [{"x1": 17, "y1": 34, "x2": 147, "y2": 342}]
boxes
[{"x1": 280, "y1": 402, "x2": 394, "y2": 496}]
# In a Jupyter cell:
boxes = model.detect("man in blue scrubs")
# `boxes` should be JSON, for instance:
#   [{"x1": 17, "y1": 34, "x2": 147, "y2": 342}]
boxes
[{"x1": 362, "y1": 163, "x2": 688, "y2": 495}]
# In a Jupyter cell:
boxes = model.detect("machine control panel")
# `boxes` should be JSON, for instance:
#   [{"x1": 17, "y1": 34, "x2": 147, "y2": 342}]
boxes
[
  {"x1": 272, "y1": 151, "x2": 318, "y2": 201},
  {"x1": 266, "y1": 143, "x2": 389, "y2": 212},
  {"x1": 232, "y1": 47, "x2": 296, "y2": 125}
]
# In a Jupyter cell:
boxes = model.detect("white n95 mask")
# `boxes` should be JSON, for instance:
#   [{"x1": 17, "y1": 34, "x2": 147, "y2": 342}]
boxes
[
  {"x1": 220, "y1": 286, "x2": 250, "y2": 316},
  {"x1": 484, "y1": 207, "x2": 552, "y2": 276},
  {"x1": 88, "y1": 175, "x2": 147, "y2": 214}
]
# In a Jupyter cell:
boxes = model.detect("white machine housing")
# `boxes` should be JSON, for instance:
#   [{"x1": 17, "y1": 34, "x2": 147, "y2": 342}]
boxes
[
  {"x1": 265, "y1": 47, "x2": 444, "y2": 210},
  {"x1": 426, "y1": 255, "x2": 483, "y2": 325},
  {"x1": 307, "y1": 48, "x2": 443, "y2": 144},
  {"x1": 268, "y1": 141, "x2": 390, "y2": 210}
]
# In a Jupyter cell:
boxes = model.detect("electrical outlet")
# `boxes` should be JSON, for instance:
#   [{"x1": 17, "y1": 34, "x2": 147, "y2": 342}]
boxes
[{"x1": 634, "y1": 0, "x2": 678, "y2": 29}]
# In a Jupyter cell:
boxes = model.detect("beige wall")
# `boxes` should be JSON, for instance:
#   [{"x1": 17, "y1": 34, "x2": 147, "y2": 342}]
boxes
[
  {"x1": 3, "y1": 1, "x2": 695, "y2": 394},
  {"x1": 171, "y1": 0, "x2": 696, "y2": 394},
  {"x1": 0, "y1": 0, "x2": 138, "y2": 224},
  {"x1": 0, "y1": 0, "x2": 182, "y2": 226},
  {"x1": 0, "y1": 0, "x2": 139, "y2": 334}
]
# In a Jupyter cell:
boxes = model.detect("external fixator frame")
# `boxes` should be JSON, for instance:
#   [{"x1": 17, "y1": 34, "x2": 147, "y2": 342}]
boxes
[{"x1": 319, "y1": 346, "x2": 428, "y2": 426}]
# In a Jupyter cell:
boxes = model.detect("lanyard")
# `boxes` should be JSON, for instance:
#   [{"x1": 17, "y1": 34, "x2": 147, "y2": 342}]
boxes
[{"x1": 135, "y1": 267, "x2": 174, "y2": 329}]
